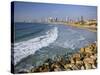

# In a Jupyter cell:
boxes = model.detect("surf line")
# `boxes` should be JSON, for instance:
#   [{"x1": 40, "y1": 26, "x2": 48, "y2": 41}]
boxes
[{"x1": 14, "y1": 27, "x2": 58, "y2": 65}]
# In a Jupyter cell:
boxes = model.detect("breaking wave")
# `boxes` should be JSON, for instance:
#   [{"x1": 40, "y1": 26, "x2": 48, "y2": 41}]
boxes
[{"x1": 14, "y1": 27, "x2": 58, "y2": 65}]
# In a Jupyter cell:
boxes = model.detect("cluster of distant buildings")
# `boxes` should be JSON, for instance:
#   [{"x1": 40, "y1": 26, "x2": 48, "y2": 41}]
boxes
[
  {"x1": 53, "y1": 16, "x2": 96, "y2": 26},
  {"x1": 23, "y1": 16, "x2": 97, "y2": 26}
]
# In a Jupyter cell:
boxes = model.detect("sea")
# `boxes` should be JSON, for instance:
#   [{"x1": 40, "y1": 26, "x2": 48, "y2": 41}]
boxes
[{"x1": 12, "y1": 22, "x2": 97, "y2": 72}]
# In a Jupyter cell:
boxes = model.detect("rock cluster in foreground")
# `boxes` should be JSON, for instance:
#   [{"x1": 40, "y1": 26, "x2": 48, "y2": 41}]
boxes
[{"x1": 18, "y1": 43, "x2": 97, "y2": 73}]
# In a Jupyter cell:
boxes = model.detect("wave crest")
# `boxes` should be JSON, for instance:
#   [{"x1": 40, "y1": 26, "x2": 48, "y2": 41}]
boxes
[{"x1": 14, "y1": 27, "x2": 58, "y2": 65}]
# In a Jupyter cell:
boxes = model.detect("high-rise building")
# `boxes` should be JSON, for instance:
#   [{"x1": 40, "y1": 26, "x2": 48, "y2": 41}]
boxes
[{"x1": 80, "y1": 16, "x2": 84, "y2": 25}]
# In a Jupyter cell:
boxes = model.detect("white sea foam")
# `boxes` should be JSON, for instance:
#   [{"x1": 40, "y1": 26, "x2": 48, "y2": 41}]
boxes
[
  {"x1": 14, "y1": 27, "x2": 58, "y2": 65},
  {"x1": 53, "y1": 27, "x2": 96, "y2": 50}
]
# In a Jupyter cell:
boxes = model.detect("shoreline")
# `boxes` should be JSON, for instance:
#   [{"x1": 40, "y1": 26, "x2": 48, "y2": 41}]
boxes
[
  {"x1": 64, "y1": 23, "x2": 97, "y2": 32},
  {"x1": 17, "y1": 42, "x2": 97, "y2": 73},
  {"x1": 14, "y1": 22, "x2": 97, "y2": 73},
  {"x1": 34, "y1": 22, "x2": 97, "y2": 32},
  {"x1": 44, "y1": 22, "x2": 97, "y2": 32},
  {"x1": 38, "y1": 22, "x2": 97, "y2": 32}
]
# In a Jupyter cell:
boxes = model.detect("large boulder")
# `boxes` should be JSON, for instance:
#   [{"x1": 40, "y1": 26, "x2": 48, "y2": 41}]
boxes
[
  {"x1": 72, "y1": 53, "x2": 81, "y2": 61},
  {"x1": 83, "y1": 57, "x2": 94, "y2": 65},
  {"x1": 80, "y1": 48, "x2": 85, "y2": 53}
]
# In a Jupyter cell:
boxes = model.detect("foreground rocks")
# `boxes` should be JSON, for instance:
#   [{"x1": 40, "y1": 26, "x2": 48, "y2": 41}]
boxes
[{"x1": 18, "y1": 43, "x2": 97, "y2": 73}]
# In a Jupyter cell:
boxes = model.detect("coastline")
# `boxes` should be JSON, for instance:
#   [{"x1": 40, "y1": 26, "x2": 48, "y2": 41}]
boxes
[
  {"x1": 14, "y1": 22, "x2": 97, "y2": 73},
  {"x1": 48, "y1": 22, "x2": 97, "y2": 32},
  {"x1": 44, "y1": 22, "x2": 97, "y2": 32},
  {"x1": 18, "y1": 42, "x2": 97, "y2": 73},
  {"x1": 64, "y1": 23, "x2": 97, "y2": 32}
]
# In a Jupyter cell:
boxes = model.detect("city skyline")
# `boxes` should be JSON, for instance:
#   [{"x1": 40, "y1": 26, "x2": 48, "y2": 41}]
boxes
[{"x1": 14, "y1": 2, "x2": 97, "y2": 22}]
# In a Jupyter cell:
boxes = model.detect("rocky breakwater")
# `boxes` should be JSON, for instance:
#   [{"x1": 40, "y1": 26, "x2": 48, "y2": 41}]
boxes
[{"x1": 18, "y1": 42, "x2": 97, "y2": 73}]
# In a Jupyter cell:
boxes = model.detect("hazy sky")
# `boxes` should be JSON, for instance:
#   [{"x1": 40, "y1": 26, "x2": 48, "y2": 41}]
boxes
[{"x1": 14, "y1": 1, "x2": 97, "y2": 22}]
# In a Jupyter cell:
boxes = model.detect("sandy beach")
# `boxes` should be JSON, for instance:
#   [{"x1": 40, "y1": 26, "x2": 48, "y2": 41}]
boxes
[
  {"x1": 45, "y1": 22, "x2": 97, "y2": 32},
  {"x1": 64, "y1": 23, "x2": 97, "y2": 32}
]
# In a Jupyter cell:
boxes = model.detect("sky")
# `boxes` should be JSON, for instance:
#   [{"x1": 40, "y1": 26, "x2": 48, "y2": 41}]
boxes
[{"x1": 13, "y1": 1, "x2": 97, "y2": 22}]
